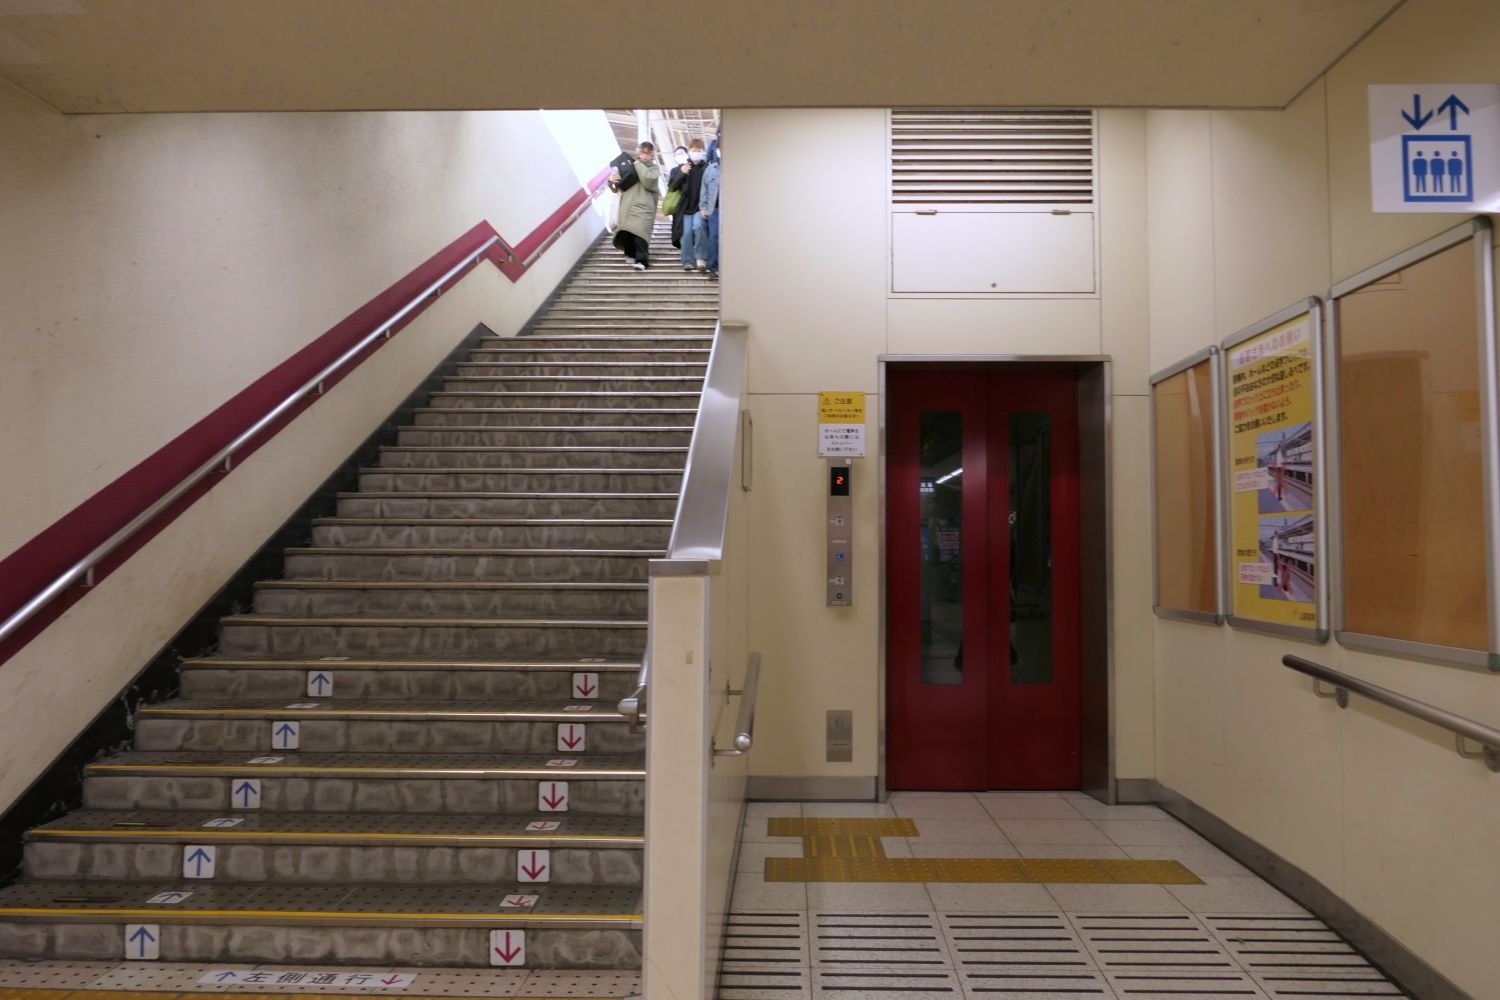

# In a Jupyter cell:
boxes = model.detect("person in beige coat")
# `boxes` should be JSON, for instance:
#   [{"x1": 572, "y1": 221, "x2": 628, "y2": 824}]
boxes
[{"x1": 611, "y1": 142, "x2": 661, "y2": 270}]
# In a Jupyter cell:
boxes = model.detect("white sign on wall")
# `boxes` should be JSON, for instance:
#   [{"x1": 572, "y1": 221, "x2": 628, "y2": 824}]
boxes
[{"x1": 1369, "y1": 84, "x2": 1500, "y2": 213}]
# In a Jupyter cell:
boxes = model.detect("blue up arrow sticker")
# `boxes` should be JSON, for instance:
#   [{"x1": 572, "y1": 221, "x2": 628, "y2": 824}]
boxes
[
  {"x1": 183, "y1": 845, "x2": 217, "y2": 879},
  {"x1": 125, "y1": 923, "x2": 160, "y2": 960},
  {"x1": 1370, "y1": 84, "x2": 1500, "y2": 212}
]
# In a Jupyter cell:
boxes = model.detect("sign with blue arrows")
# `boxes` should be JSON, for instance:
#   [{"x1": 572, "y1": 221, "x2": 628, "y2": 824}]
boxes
[
  {"x1": 183, "y1": 845, "x2": 217, "y2": 879},
  {"x1": 307, "y1": 670, "x2": 334, "y2": 697},
  {"x1": 230, "y1": 778, "x2": 262, "y2": 810},
  {"x1": 125, "y1": 923, "x2": 160, "y2": 960},
  {"x1": 271, "y1": 720, "x2": 301, "y2": 750},
  {"x1": 1370, "y1": 84, "x2": 1500, "y2": 212}
]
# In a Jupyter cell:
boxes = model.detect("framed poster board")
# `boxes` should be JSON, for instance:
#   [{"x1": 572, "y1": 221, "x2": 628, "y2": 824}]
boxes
[
  {"x1": 1220, "y1": 299, "x2": 1327, "y2": 641},
  {"x1": 1150, "y1": 348, "x2": 1223, "y2": 624},
  {"x1": 1329, "y1": 218, "x2": 1498, "y2": 670}
]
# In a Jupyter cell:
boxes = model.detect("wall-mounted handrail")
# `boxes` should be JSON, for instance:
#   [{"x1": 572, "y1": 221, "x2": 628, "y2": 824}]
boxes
[
  {"x1": 0, "y1": 235, "x2": 502, "y2": 649},
  {"x1": 1283, "y1": 654, "x2": 1500, "y2": 772},
  {"x1": 713, "y1": 652, "x2": 762, "y2": 758}
]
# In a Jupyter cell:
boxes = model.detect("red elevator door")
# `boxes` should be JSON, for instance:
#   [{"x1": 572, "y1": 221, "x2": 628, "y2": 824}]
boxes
[{"x1": 887, "y1": 369, "x2": 1081, "y2": 790}]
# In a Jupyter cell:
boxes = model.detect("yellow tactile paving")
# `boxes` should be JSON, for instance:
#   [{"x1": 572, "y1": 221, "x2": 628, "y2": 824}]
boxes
[
  {"x1": 765, "y1": 817, "x2": 919, "y2": 838},
  {"x1": 0, "y1": 991, "x2": 627, "y2": 999},
  {"x1": 801, "y1": 834, "x2": 887, "y2": 858},
  {"x1": 763, "y1": 856, "x2": 1203, "y2": 884}
]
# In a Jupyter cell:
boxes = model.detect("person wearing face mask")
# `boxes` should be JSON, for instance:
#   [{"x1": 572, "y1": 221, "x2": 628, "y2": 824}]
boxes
[
  {"x1": 665, "y1": 146, "x2": 690, "y2": 249},
  {"x1": 699, "y1": 140, "x2": 721, "y2": 279},
  {"x1": 610, "y1": 141, "x2": 660, "y2": 270},
  {"x1": 668, "y1": 138, "x2": 711, "y2": 271}
]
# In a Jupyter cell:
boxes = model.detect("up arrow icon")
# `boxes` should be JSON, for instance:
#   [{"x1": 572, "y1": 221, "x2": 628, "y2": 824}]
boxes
[{"x1": 1438, "y1": 94, "x2": 1471, "y2": 130}]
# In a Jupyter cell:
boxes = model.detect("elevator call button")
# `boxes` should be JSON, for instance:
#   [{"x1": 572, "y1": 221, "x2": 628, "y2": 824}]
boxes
[{"x1": 827, "y1": 461, "x2": 854, "y2": 606}]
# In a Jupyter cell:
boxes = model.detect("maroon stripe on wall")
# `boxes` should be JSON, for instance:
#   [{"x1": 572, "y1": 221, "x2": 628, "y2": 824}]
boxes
[{"x1": 0, "y1": 183, "x2": 606, "y2": 667}]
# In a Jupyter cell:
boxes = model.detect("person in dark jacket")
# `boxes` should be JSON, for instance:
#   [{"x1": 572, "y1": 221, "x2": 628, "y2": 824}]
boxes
[
  {"x1": 669, "y1": 138, "x2": 711, "y2": 270},
  {"x1": 665, "y1": 146, "x2": 689, "y2": 249}
]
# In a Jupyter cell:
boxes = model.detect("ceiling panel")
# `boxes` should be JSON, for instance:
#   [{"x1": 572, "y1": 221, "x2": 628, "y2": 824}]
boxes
[{"x1": 0, "y1": 0, "x2": 1406, "y2": 114}]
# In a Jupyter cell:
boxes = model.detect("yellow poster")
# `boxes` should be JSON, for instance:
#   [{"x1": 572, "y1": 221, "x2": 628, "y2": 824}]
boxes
[
  {"x1": 1226, "y1": 315, "x2": 1318, "y2": 630},
  {"x1": 818, "y1": 391, "x2": 866, "y2": 424}
]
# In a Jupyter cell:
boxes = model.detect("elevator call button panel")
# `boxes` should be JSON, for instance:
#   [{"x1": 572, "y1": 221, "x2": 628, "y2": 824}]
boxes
[{"x1": 827, "y1": 461, "x2": 853, "y2": 606}]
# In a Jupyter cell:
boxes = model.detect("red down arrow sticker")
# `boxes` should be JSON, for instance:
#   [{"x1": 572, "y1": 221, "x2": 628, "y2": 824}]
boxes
[
  {"x1": 538, "y1": 781, "x2": 569, "y2": 812},
  {"x1": 489, "y1": 929, "x2": 526, "y2": 967},
  {"x1": 517, "y1": 849, "x2": 550, "y2": 883},
  {"x1": 571, "y1": 672, "x2": 599, "y2": 699},
  {"x1": 557, "y1": 723, "x2": 586, "y2": 752}
]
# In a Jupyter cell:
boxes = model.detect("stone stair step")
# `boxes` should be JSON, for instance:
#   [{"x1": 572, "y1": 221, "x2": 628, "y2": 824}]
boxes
[
  {"x1": 334, "y1": 492, "x2": 678, "y2": 519},
  {"x1": 81, "y1": 751, "x2": 645, "y2": 815},
  {"x1": 355, "y1": 468, "x2": 683, "y2": 493},
  {"x1": 134, "y1": 699, "x2": 640, "y2": 755},
  {"x1": 453, "y1": 362, "x2": 708, "y2": 377},
  {"x1": 180, "y1": 658, "x2": 641, "y2": 702},
  {"x1": 309, "y1": 518, "x2": 671, "y2": 550},
  {"x1": 441, "y1": 376, "x2": 703, "y2": 394},
  {"x1": 254, "y1": 580, "x2": 649, "y2": 618},
  {"x1": 394, "y1": 426, "x2": 693, "y2": 448},
  {"x1": 282, "y1": 547, "x2": 658, "y2": 583},
  {"x1": 425, "y1": 392, "x2": 700, "y2": 411},
  {"x1": 216, "y1": 615, "x2": 646, "y2": 659},
  {"x1": 0, "y1": 881, "x2": 641, "y2": 967},
  {"x1": 24, "y1": 810, "x2": 643, "y2": 886},
  {"x1": 377, "y1": 446, "x2": 688, "y2": 471},
  {"x1": 491, "y1": 334, "x2": 713, "y2": 348},
  {"x1": 529, "y1": 323, "x2": 714, "y2": 336},
  {"x1": 466, "y1": 348, "x2": 710, "y2": 364},
  {"x1": 411, "y1": 407, "x2": 697, "y2": 427}
]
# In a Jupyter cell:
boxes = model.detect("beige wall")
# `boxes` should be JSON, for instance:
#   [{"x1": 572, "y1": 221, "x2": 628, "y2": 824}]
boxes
[
  {"x1": 0, "y1": 95, "x2": 617, "y2": 812},
  {"x1": 1146, "y1": 0, "x2": 1500, "y2": 994},
  {"x1": 720, "y1": 107, "x2": 1156, "y2": 787}
]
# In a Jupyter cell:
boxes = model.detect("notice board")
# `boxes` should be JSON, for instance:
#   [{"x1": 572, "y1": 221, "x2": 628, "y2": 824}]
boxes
[{"x1": 1222, "y1": 301, "x2": 1323, "y2": 639}]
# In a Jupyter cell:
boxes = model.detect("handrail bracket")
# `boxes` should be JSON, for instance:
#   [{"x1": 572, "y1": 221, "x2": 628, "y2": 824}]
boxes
[
  {"x1": 1455, "y1": 734, "x2": 1500, "y2": 772},
  {"x1": 1312, "y1": 678, "x2": 1349, "y2": 708}
]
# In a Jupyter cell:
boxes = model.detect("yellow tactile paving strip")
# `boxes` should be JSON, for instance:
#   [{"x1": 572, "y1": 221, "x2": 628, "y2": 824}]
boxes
[
  {"x1": 766, "y1": 817, "x2": 919, "y2": 837},
  {"x1": 763, "y1": 817, "x2": 1204, "y2": 885},
  {"x1": 0, "y1": 992, "x2": 623, "y2": 999},
  {"x1": 765, "y1": 856, "x2": 1202, "y2": 884}
]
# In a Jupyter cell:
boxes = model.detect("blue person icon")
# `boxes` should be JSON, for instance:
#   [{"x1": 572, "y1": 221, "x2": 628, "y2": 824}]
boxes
[
  {"x1": 1430, "y1": 151, "x2": 1447, "y2": 192},
  {"x1": 1449, "y1": 152, "x2": 1466, "y2": 196},
  {"x1": 1412, "y1": 151, "x2": 1428, "y2": 192}
]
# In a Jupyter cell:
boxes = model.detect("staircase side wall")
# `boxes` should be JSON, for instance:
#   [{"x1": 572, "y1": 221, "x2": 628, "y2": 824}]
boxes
[{"x1": 0, "y1": 96, "x2": 616, "y2": 815}]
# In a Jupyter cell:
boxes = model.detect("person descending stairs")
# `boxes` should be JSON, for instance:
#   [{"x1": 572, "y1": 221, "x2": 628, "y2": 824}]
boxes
[{"x1": 0, "y1": 222, "x2": 712, "y2": 975}]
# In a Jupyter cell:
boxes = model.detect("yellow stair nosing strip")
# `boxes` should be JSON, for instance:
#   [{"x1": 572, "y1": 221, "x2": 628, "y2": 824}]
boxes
[
  {"x1": 32, "y1": 829, "x2": 644, "y2": 847},
  {"x1": 140, "y1": 707, "x2": 626, "y2": 720},
  {"x1": 88, "y1": 765, "x2": 645, "y2": 779},
  {"x1": 0, "y1": 906, "x2": 641, "y2": 925}
]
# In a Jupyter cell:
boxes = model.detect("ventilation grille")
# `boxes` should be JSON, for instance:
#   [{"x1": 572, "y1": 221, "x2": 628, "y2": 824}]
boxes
[{"x1": 891, "y1": 109, "x2": 1095, "y2": 206}]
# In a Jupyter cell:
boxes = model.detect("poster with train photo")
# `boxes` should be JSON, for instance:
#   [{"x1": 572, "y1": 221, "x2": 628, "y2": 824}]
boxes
[{"x1": 1226, "y1": 311, "x2": 1319, "y2": 631}]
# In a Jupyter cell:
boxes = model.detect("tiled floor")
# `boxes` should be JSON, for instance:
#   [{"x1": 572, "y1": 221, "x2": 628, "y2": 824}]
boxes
[{"x1": 723, "y1": 792, "x2": 1408, "y2": 999}]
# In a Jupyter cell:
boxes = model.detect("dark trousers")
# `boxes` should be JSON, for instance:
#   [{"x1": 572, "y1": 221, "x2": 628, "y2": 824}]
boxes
[
  {"x1": 671, "y1": 208, "x2": 684, "y2": 248},
  {"x1": 613, "y1": 229, "x2": 649, "y2": 267}
]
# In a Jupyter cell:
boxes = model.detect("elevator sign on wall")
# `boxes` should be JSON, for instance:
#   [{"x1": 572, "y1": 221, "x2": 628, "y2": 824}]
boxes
[
  {"x1": 818, "y1": 391, "x2": 867, "y2": 457},
  {"x1": 1369, "y1": 84, "x2": 1500, "y2": 213}
]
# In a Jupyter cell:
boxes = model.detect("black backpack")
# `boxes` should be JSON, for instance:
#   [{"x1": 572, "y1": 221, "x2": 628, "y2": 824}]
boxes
[{"x1": 609, "y1": 152, "x2": 639, "y2": 192}]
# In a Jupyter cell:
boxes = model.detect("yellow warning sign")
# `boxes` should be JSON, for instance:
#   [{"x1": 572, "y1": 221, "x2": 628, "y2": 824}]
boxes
[{"x1": 818, "y1": 391, "x2": 865, "y2": 424}]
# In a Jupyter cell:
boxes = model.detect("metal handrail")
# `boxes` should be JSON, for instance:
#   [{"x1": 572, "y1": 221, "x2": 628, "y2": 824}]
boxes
[
  {"x1": 1283, "y1": 654, "x2": 1500, "y2": 772},
  {"x1": 713, "y1": 652, "x2": 762, "y2": 758},
  {"x1": 521, "y1": 182, "x2": 610, "y2": 268},
  {"x1": 619, "y1": 651, "x2": 649, "y2": 734},
  {"x1": 659, "y1": 321, "x2": 749, "y2": 569},
  {"x1": 0, "y1": 235, "x2": 503, "y2": 649}
]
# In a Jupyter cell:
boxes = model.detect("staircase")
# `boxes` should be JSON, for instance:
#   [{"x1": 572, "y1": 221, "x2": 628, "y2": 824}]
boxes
[{"x1": 0, "y1": 224, "x2": 712, "y2": 971}]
